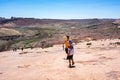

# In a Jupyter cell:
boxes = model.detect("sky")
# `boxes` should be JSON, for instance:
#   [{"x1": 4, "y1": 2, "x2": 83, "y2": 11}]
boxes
[{"x1": 0, "y1": 0, "x2": 120, "y2": 19}]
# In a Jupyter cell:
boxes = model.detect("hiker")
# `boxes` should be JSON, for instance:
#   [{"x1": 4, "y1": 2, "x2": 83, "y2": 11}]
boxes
[
  {"x1": 68, "y1": 40, "x2": 75, "y2": 67},
  {"x1": 41, "y1": 41, "x2": 45, "y2": 49},
  {"x1": 30, "y1": 46, "x2": 33, "y2": 49},
  {"x1": 21, "y1": 47, "x2": 24, "y2": 51},
  {"x1": 14, "y1": 48, "x2": 17, "y2": 51},
  {"x1": 63, "y1": 36, "x2": 70, "y2": 59}
]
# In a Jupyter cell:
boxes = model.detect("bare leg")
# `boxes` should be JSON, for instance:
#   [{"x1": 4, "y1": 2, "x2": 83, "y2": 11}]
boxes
[
  {"x1": 69, "y1": 59, "x2": 71, "y2": 67},
  {"x1": 72, "y1": 58, "x2": 74, "y2": 65},
  {"x1": 66, "y1": 54, "x2": 68, "y2": 59}
]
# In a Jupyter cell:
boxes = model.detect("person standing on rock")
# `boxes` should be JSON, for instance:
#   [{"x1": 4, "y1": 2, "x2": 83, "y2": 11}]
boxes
[
  {"x1": 63, "y1": 36, "x2": 70, "y2": 60},
  {"x1": 21, "y1": 47, "x2": 24, "y2": 51},
  {"x1": 68, "y1": 40, "x2": 75, "y2": 68}
]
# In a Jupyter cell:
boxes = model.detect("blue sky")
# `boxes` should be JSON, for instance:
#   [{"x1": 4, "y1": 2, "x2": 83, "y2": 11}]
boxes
[{"x1": 0, "y1": 0, "x2": 120, "y2": 19}]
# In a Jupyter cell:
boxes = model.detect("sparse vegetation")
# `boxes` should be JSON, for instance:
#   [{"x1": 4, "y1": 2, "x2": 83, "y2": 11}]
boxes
[
  {"x1": 0, "y1": 40, "x2": 14, "y2": 51},
  {"x1": 0, "y1": 18, "x2": 120, "y2": 51},
  {"x1": 0, "y1": 27, "x2": 57, "y2": 51}
]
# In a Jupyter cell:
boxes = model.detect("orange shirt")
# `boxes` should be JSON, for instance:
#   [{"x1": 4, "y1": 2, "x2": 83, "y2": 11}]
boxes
[{"x1": 64, "y1": 39, "x2": 69, "y2": 48}]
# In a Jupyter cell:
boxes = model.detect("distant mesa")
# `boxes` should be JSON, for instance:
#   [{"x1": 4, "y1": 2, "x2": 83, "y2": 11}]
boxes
[{"x1": 113, "y1": 19, "x2": 120, "y2": 25}]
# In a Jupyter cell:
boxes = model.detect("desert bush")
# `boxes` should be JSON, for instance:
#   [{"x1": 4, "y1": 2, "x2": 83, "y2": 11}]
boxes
[
  {"x1": 86, "y1": 43, "x2": 92, "y2": 45},
  {"x1": 44, "y1": 43, "x2": 53, "y2": 48},
  {"x1": 115, "y1": 42, "x2": 120, "y2": 45},
  {"x1": 92, "y1": 38, "x2": 97, "y2": 41}
]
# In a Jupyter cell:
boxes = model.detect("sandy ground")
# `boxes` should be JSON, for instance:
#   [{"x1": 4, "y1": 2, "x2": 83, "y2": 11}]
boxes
[{"x1": 0, "y1": 39, "x2": 120, "y2": 80}]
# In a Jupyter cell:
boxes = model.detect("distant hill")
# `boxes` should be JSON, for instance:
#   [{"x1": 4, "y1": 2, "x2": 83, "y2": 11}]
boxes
[
  {"x1": 0, "y1": 17, "x2": 119, "y2": 38},
  {"x1": 0, "y1": 17, "x2": 65, "y2": 27},
  {"x1": 0, "y1": 17, "x2": 120, "y2": 51},
  {"x1": 0, "y1": 17, "x2": 6, "y2": 21},
  {"x1": 0, "y1": 28, "x2": 21, "y2": 36}
]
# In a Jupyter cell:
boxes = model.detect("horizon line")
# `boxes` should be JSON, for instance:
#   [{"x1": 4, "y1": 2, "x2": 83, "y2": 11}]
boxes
[{"x1": 0, "y1": 16, "x2": 119, "y2": 20}]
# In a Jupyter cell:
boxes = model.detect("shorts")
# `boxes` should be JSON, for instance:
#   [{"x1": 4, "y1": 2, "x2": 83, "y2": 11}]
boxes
[
  {"x1": 67, "y1": 55, "x2": 73, "y2": 60},
  {"x1": 65, "y1": 48, "x2": 68, "y2": 54}
]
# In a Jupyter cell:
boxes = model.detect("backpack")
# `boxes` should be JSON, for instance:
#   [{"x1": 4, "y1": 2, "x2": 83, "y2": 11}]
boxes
[{"x1": 69, "y1": 40, "x2": 73, "y2": 49}]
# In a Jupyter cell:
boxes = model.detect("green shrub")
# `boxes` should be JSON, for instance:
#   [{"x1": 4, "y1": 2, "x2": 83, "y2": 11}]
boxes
[{"x1": 0, "y1": 40, "x2": 17, "y2": 51}]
